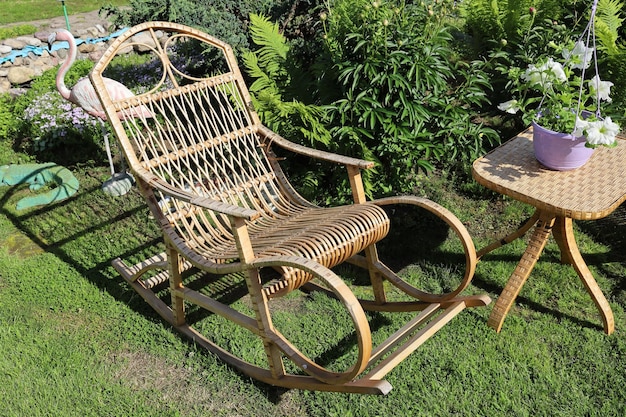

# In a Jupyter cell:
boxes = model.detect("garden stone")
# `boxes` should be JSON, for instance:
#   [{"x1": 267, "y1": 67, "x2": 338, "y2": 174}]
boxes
[
  {"x1": 7, "y1": 66, "x2": 35, "y2": 85},
  {"x1": 3, "y1": 38, "x2": 26, "y2": 49},
  {"x1": 95, "y1": 24, "x2": 106, "y2": 34},
  {"x1": 16, "y1": 36, "x2": 42, "y2": 47},
  {"x1": 34, "y1": 31, "x2": 52, "y2": 43},
  {"x1": 118, "y1": 42, "x2": 134, "y2": 55},
  {"x1": 88, "y1": 51, "x2": 104, "y2": 62},
  {"x1": 0, "y1": 45, "x2": 12, "y2": 54},
  {"x1": 87, "y1": 27, "x2": 101, "y2": 37},
  {"x1": 78, "y1": 43, "x2": 96, "y2": 53},
  {"x1": 0, "y1": 79, "x2": 10, "y2": 93},
  {"x1": 132, "y1": 32, "x2": 157, "y2": 52}
]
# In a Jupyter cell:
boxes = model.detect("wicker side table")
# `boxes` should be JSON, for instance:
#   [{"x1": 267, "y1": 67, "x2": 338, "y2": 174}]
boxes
[{"x1": 472, "y1": 128, "x2": 626, "y2": 334}]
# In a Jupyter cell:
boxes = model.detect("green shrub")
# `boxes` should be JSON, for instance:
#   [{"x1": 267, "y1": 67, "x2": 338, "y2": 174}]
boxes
[
  {"x1": 243, "y1": 2, "x2": 498, "y2": 201},
  {"x1": 320, "y1": 0, "x2": 498, "y2": 195},
  {"x1": 459, "y1": 0, "x2": 576, "y2": 54},
  {"x1": 0, "y1": 94, "x2": 19, "y2": 141},
  {"x1": 242, "y1": 14, "x2": 338, "y2": 202},
  {"x1": 101, "y1": 0, "x2": 277, "y2": 53},
  {"x1": 0, "y1": 25, "x2": 37, "y2": 41}
]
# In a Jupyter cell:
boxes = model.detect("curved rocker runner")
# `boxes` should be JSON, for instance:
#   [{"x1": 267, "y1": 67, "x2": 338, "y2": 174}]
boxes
[{"x1": 90, "y1": 21, "x2": 491, "y2": 395}]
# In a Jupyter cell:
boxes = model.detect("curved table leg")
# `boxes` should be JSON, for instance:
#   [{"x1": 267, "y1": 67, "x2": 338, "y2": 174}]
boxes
[
  {"x1": 552, "y1": 217, "x2": 615, "y2": 335},
  {"x1": 487, "y1": 211, "x2": 556, "y2": 332}
]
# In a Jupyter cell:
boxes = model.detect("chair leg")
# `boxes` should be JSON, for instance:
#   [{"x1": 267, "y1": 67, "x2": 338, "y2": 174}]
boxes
[
  {"x1": 365, "y1": 245, "x2": 387, "y2": 304},
  {"x1": 167, "y1": 245, "x2": 186, "y2": 326},
  {"x1": 244, "y1": 267, "x2": 286, "y2": 380}
]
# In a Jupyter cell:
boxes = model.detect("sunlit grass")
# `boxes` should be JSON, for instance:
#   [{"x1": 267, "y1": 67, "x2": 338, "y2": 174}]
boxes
[
  {"x1": 0, "y1": 0, "x2": 128, "y2": 25},
  {"x1": 0, "y1": 145, "x2": 625, "y2": 415}
]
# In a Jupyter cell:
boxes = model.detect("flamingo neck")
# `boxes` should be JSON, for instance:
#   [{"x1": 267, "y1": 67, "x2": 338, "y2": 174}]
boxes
[{"x1": 55, "y1": 34, "x2": 78, "y2": 101}]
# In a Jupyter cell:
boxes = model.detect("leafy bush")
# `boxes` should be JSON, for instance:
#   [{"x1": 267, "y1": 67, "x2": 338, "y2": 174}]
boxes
[
  {"x1": 243, "y1": 2, "x2": 498, "y2": 200},
  {"x1": 0, "y1": 94, "x2": 19, "y2": 141},
  {"x1": 320, "y1": 0, "x2": 498, "y2": 195},
  {"x1": 242, "y1": 14, "x2": 337, "y2": 201},
  {"x1": 595, "y1": 0, "x2": 626, "y2": 118},
  {"x1": 459, "y1": 0, "x2": 577, "y2": 53},
  {"x1": 102, "y1": 0, "x2": 277, "y2": 53}
]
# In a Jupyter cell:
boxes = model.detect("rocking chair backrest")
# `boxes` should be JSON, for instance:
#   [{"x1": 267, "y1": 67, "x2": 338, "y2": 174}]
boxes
[{"x1": 90, "y1": 22, "x2": 302, "y2": 250}]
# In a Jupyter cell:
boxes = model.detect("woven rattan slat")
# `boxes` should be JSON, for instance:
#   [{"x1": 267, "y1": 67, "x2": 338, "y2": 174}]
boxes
[{"x1": 472, "y1": 128, "x2": 626, "y2": 220}]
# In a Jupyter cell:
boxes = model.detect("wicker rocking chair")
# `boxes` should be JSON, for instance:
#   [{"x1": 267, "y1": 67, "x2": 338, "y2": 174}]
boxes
[{"x1": 89, "y1": 22, "x2": 490, "y2": 395}]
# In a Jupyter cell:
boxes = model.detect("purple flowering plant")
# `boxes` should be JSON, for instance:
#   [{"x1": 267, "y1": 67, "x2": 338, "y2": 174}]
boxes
[{"x1": 23, "y1": 91, "x2": 101, "y2": 151}]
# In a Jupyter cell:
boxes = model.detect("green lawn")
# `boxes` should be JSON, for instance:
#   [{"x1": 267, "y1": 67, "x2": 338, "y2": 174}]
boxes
[
  {"x1": 0, "y1": 134, "x2": 625, "y2": 415},
  {"x1": 0, "y1": 0, "x2": 128, "y2": 25}
]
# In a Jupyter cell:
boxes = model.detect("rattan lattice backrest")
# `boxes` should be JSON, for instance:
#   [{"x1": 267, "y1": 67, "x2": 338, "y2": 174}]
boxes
[{"x1": 90, "y1": 22, "x2": 300, "y2": 247}]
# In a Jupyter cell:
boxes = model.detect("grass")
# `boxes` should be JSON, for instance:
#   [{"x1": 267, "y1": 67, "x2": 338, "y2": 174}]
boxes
[
  {"x1": 0, "y1": 0, "x2": 128, "y2": 25},
  {"x1": 1, "y1": 132, "x2": 625, "y2": 415}
]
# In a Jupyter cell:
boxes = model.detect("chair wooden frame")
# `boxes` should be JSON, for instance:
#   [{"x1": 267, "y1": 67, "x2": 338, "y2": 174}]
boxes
[{"x1": 89, "y1": 21, "x2": 490, "y2": 395}]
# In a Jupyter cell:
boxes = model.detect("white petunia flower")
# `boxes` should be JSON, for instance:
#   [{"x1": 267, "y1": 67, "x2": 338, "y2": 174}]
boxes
[
  {"x1": 562, "y1": 41, "x2": 594, "y2": 70},
  {"x1": 523, "y1": 58, "x2": 567, "y2": 89},
  {"x1": 497, "y1": 99, "x2": 520, "y2": 114},
  {"x1": 573, "y1": 116, "x2": 589, "y2": 137},
  {"x1": 584, "y1": 117, "x2": 620, "y2": 146},
  {"x1": 588, "y1": 75, "x2": 613, "y2": 102}
]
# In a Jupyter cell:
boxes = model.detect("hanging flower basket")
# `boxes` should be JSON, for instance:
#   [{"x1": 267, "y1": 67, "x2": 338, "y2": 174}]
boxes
[
  {"x1": 498, "y1": 0, "x2": 620, "y2": 168},
  {"x1": 532, "y1": 122, "x2": 595, "y2": 170}
]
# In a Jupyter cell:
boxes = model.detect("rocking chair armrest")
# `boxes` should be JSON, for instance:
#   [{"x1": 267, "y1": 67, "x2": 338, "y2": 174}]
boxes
[
  {"x1": 258, "y1": 125, "x2": 375, "y2": 170},
  {"x1": 140, "y1": 170, "x2": 261, "y2": 220}
]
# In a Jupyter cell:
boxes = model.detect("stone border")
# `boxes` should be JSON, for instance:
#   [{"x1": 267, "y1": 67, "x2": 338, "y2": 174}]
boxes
[{"x1": 0, "y1": 20, "x2": 119, "y2": 95}]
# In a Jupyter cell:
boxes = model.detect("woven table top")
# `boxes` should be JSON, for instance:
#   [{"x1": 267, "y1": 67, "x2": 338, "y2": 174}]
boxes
[{"x1": 472, "y1": 128, "x2": 626, "y2": 221}]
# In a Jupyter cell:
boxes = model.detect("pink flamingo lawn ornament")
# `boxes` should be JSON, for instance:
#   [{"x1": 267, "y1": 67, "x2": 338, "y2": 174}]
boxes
[{"x1": 48, "y1": 29, "x2": 151, "y2": 196}]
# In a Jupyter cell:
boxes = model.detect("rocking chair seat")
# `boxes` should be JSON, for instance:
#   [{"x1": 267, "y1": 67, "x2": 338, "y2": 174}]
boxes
[{"x1": 172, "y1": 201, "x2": 390, "y2": 297}]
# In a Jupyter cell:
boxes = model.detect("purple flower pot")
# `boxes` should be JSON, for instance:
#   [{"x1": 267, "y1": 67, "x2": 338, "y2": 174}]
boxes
[{"x1": 532, "y1": 122, "x2": 595, "y2": 170}]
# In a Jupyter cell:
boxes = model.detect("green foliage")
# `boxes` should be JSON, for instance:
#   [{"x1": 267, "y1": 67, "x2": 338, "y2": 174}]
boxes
[
  {"x1": 243, "y1": 3, "x2": 498, "y2": 199},
  {"x1": 0, "y1": 94, "x2": 18, "y2": 141},
  {"x1": 0, "y1": 25, "x2": 37, "y2": 41},
  {"x1": 242, "y1": 14, "x2": 340, "y2": 202},
  {"x1": 594, "y1": 0, "x2": 626, "y2": 118},
  {"x1": 476, "y1": 0, "x2": 626, "y2": 131},
  {"x1": 460, "y1": 0, "x2": 576, "y2": 53},
  {"x1": 322, "y1": 0, "x2": 498, "y2": 195},
  {"x1": 102, "y1": 0, "x2": 276, "y2": 52},
  {"x1": 242, "y1": 15, "x2": 332, "y2": 148}
]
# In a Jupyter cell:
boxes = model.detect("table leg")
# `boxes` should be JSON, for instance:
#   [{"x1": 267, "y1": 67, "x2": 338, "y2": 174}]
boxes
[
  {"x1": 487, "y1": 212, "x2": 555, "y2": 332},
  {"x1": 477, "y1": 210, "x2": 540, "y2": 260},
  {"x1": 552, "y1": 217, "x2": 615, "y2": 335}
]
